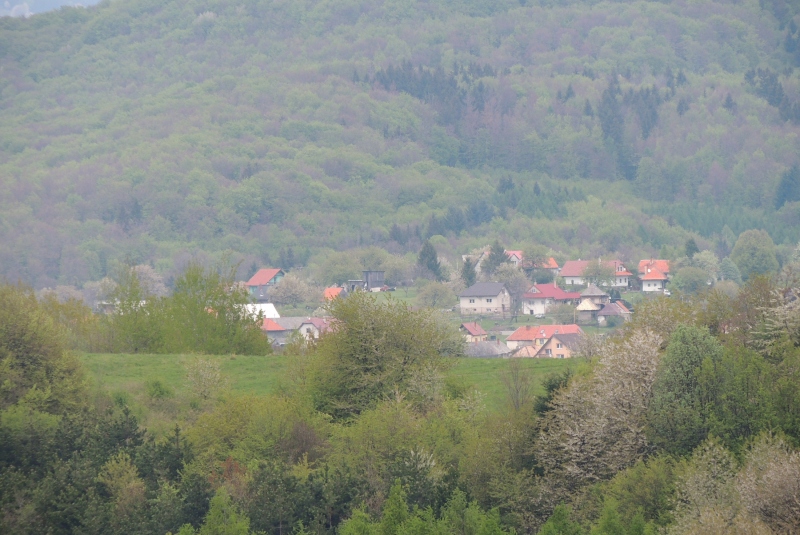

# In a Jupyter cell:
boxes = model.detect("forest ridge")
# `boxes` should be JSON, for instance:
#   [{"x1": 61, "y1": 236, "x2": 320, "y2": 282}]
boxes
[{"x1": 1, "y1": 0, "x2": 800, "y2": 288}]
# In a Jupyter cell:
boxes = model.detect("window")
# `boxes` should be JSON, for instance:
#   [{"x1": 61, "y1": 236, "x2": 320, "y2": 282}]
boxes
[
  {"x1": 545, "y1": 349, "x2": 552, "y2": 355},
  {"x1": 557, "y1": 343, "x2": 563, "y2": 348},
  {"x1": 557, "y1": 354, "x2": 564, "y2": 358},
  {"x1": 469, "y1": 299, "x2": 475, "y2": 303},
  {"x1": 486, "y1": 298, "x2": 493, "y2": 303}
]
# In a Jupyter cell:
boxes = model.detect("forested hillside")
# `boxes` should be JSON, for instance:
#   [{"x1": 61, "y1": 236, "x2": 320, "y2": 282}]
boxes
[{"x1": 1, "y1": 0, "x2": 800, "y2": 287}]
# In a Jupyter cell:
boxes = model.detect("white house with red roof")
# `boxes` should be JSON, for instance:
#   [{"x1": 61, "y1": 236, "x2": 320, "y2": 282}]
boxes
[
  {"x1": 560, "y1": 260, "x2": 632, "y2": 287},
  {"x1": 505, "y1": 250, "x2": 524, "y2": 267},
  {"x1": 505, "y1": 324, "x2": 583, "y2": 350},
  {"x1": 460, "y1": 322, "x2": 488, "y2": 343},
  {"x1": 262, "y1": 316, "x2": 331, "y2": 345},
  {"x1": 638, "y1": 259, "x2": 671, "y2": 292},
  {"x1": 246, "y1": 268, "x2": 285, "y2": 301},
  {"x1": 521, "y1": 283, "x2": 581, "y2": 316}
]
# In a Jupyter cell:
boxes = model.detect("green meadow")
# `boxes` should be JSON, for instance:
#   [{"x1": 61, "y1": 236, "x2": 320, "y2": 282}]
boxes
[{"x1": 80, "y1": 353, "x2": 574, "y2": 431}]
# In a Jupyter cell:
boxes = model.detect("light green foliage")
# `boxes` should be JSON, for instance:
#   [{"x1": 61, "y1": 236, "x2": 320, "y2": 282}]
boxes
[
  {"x1": 718, "y1": 258, "x2": 742, "y2": 284},
  {"x1": 417, "y1": 282, "x2": 456, "y2": 309},
  {"x1": 310, "y1": 292, "x2": 462, "y2": 420},
  {"x1": 581, "y1": 262, "x2": 615, "y2": 288},
  {"x1": 381, "y1": 481, "x2": 410, "y2": 535},
  {"x1": 604, "y1": 457, "x2": 676, "y2": 528},
  {"x1": 731, "y1": 230, "x2": 780, "y2": 280},
  {"x1": 341, "y1": 508, "x2": 379, "y2": 535},
  {"x1": 668, "y1": 267, "x2": 709, "y2": 295},
  {"x1": 107, "y1": 263, "x2": 271, "y2": 355},
  {"x1": 691, "y1": 250, "x2": 719, "y2": 283},
  {"x1": 537, "y1": 505, "x2": 584, "y2": 535},
  {"x1": 0, "y1": 284, "x2": 87, "y2": 413},
  {"x1": 196, "y1": 488, "x2": 252, "y2": 535}
]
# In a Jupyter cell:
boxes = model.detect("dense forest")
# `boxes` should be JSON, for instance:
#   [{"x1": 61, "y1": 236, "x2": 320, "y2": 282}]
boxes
[
  {"x1": 1, "y1": 0, "x2": 800, "y2": 289},
  {"x1": 2, "y1": 261, "x2": 800, "y2": 533}
]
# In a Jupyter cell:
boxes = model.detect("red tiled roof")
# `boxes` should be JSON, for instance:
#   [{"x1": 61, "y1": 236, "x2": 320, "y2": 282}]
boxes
[
  {"x1": 641, "y1": 269, "x2": 668, "y2": 281},
  {"x1": 324, "y1": 287, "x2": 343, "y2": 300},
  {"x1": 246, "y1": 268, "x2": 283, "y2": 287},
  {"x1": 505, "y1": 250, "x2": 524, "y2": 261},
  {"x1": 560, "y1": 260, "x2": 590, "y2": 277},
  {"x1": 638, "y1": 259, "x2": 671, "y2": 275},
  {"x1": 461, "y1": 322, "x2": 487, "y2": 336},
  {"x1": 560, "y1": 260, "x2": 630, "y2": 277},
  {"x1": 507, "y1": 324, "x2": 583, "y2": 341},
  {"x1": 261, "y1": 318, "x2": 285, "y2": 332},
  {"x1": 303, "y1": 317, "x2": 330, "y2": 331},
  {"x1": 523, "y1": 283, "x2": 581, "y2": 300}
]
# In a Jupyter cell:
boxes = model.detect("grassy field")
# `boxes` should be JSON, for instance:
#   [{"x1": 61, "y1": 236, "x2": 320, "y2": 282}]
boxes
[{"x1": 80, "y1": 353, "x2": 575, "y2": 425}]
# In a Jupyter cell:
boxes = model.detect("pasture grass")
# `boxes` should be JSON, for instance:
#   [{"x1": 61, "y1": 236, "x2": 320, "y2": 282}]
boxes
[{"x1": 80, "y1": 352, "x2": 576, "y2": 433}]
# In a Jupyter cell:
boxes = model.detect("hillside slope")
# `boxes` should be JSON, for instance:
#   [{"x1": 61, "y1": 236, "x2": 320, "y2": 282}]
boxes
[{"x1": 1, "y1": 0, "x2": 799, "y2": 286}]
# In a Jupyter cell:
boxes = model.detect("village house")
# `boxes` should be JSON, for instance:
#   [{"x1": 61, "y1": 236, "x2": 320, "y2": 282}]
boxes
[
  {"x1": 597, "y1": 301, "x2": 632, "y2": 324},
  {"x1": 505, "y1": 250, "x2": 560, "y2": 278},
  {"x1": 323, "y1": 286, "x2": 347, "y2": 300},
  {"x1": 505, "y1": 250, "x2": 524, "y2": 267},
  {"x1": 345, "y1": 270, "x2": 386, "y2": 292},
  {"x1": 465, "y1": 340, "x2": 512, "y2": 357},
  {"x1": 460, "y1": 322, "x2": 488, "y2": 343},
  {"x1": 638, "y1": 259, "x2": 671, "y2": 292},
  {"x1": 505, "y1": 324, "x2": 583, "y2": 350},
  {"x1": 560, "y1": 260, "x2": 632, "y2": 287},
  {"x1": 458, "y1": 282, "x2": 511, "y2": 316},
  {"x1": 246, "y1": 268, "x2": 285, "y2": 301},
  {"x1": 262, "y1": 316, "x2": 331, "y2": 345},
  {"x1": 581, "y1": 284, "x2": 610, "y2": 305},
  {"x1": 575, "y1": 298, "x2": 601, "y2": 323},
  {"x1": 521, "y1": 283, "x2": 581, "y2": 316},
  {"x1": 518, "y1": 332, "x2": 583, "y2": 358},
  {"x1": 244, "y1": 303, "x2": 280, "y2": 319}
]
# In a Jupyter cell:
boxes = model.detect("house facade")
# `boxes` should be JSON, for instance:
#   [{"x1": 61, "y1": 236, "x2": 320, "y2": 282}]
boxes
[
  {"x1": 560, "y1": 260, "x2": 632, "y2": 287},
  {"x1": 262, "y1": 316, "x2": 331, "y2": 345},
  {"x1": 597, "y1": 301, "x2": 633, "y2": 324},
  {"x1": 505, "y1": 324, "x2": 583, "y2": 350},
  {"x1": 641, "y1": 270, "x2": 669, "y2": 292},
  {"x1": 458, "y1": 282, "x2": 511, "y2": 316},
  {"x1": 460, "y1": 322, "x2": 488, "y2": 342},
  {"x1": 530, "y1": 333, "x2": 583, "y2": 358},
  {"x1": 521, "y1": 283, "x2": 580, "y2": 316},
  {"x1": 246, "y1": 268, "x2": 285, "y2": 301}
]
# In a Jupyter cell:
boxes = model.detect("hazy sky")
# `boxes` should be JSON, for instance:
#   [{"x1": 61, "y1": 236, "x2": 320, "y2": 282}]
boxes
[{"x1": 1, "y1": 0, "x2": 101, "y2": 17}]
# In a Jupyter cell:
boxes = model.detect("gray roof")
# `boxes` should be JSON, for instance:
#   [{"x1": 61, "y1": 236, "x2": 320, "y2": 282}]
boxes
[
  {"x1": 551, "y1": 333, "x2": 583, "y2": 351},
  {"x1": 459, "y1": 282, "x2": 507, "y2": 298},
  {"x1": 274, "y1": 317, "x2": 318, "y2": 330},
  {"x1": 581, "y1": 283, "x2": 608, "y2": 297},
  {"x1": 464, "y1": 341, "x2": 513, "y2": 357}
]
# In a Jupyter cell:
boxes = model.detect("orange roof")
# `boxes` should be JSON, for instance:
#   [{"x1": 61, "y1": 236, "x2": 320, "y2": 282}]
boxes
[
  {"x1": 638, "y1": 259, "x2": 670, "y2": 275},
  {"x1": 536, "y1": 257, "x2": 559, "y2": 270},
  {"x1": 505, "y1": 250, "x2": 524, "y2": 260},
  {"x1": 246, "y1": 268, "x2": 283, "y2": 287},
  {"x1": 461, "y1": 322, "x2": 487, "y2": 336},
  {"x1": 641, "y1": 269, "x2": 668, "y2": 281},
  {"x1": 261, "y1": 318, "x2": 285, "y2": 332},
  {"x1": 507, "y1": 324, "x2": 583, "y2": 341},
  {"x1": 324, "y1": 287, "x2": 343, "y2": 300}
]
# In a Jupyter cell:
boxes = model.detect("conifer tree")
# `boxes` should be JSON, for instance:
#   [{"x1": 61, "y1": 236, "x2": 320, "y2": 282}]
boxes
[
  {"x1": 417, "y1": 240, "x2": 444, "y2": 281},
  {"x1": 461, "y1": 258, "x2": 477, "y2": 287},
  {"x1": 480, "y1": 240, "x2": 509, "y2": 277}
]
